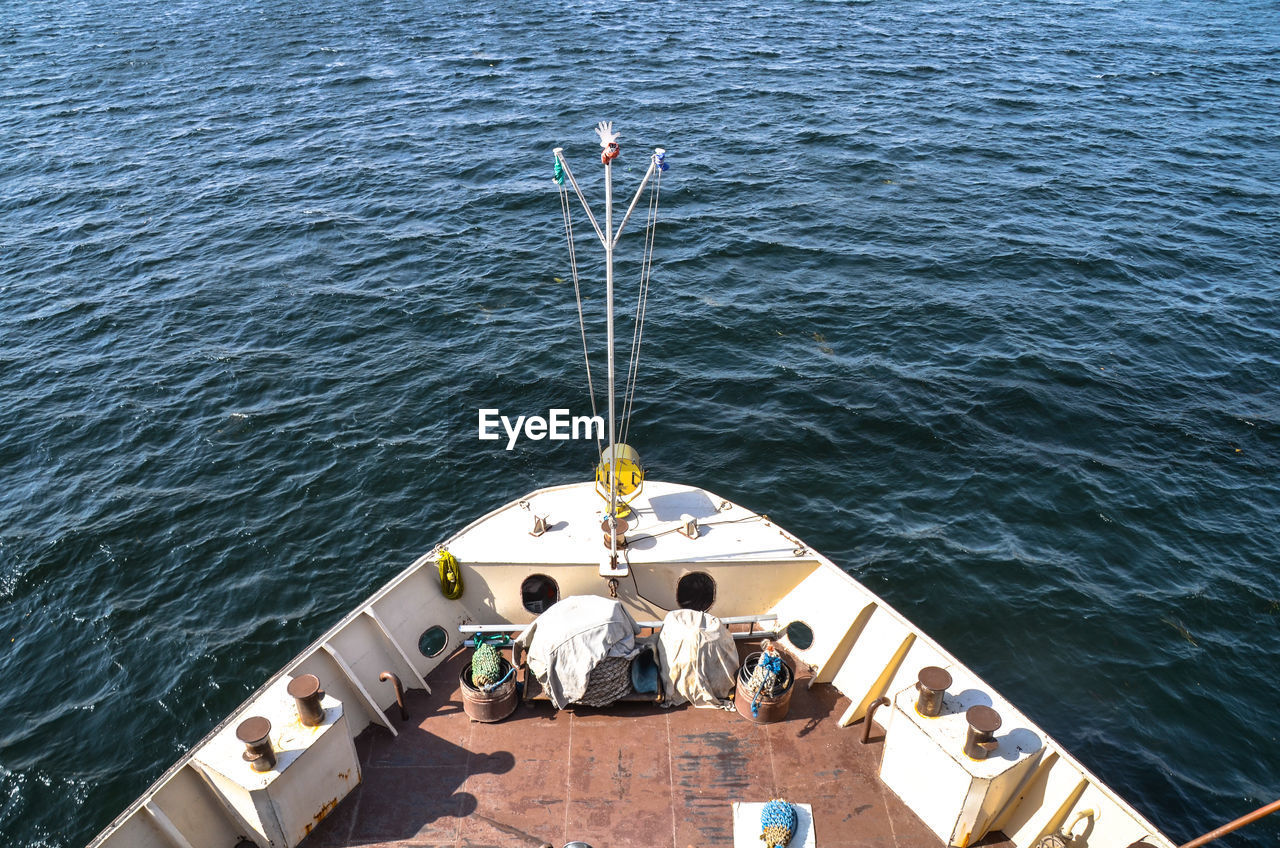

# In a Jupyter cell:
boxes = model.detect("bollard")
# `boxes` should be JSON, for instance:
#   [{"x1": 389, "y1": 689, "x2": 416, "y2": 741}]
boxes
[
  {"x1": 236, "y1": 716, "x2": 276, "y2": 772},
  {"x1": 963, "y1": 705, "x2": 1002, "y2": 760},
  {"x1": 915, "y1": 666, "x2": 952, "y2": 717},
  {"x1": 287, "y1": 674, "x2": 325, "y2": 727}
]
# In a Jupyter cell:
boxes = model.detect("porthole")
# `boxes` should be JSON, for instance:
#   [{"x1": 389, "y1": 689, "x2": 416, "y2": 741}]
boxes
[
  {"x1": 418, "y1": 625, "x2": 449, "y2": 658},
  {"x1": 676, "y1": 571, "x2": 716, "y2": 612},
  {"x1": 785, "y1": 620, "x2": 815, "y2": 651},
  {"x1": 521, "y1": 574, "x2": 559, "y2": 614}
]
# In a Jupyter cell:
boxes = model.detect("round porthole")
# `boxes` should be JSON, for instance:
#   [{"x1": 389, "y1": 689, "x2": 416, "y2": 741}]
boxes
[
  {"x1": 785, "y1": 620, "x2": 815, "y2": 651},
  {"x1": 521, "y1": 574, "x2": 559, "y2": 614},
  {"x1": 418, "y1": 625, "x2": 449, "y2": 657},
  {"x1": 676, "y1": 572, "x2": 715, "y2": 612}
]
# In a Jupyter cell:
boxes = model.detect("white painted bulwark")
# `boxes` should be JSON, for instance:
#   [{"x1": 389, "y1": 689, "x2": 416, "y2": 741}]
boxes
[
  {"x1": 88, "y1": 481, "x2": 1179, "y2": 848},
  {"x1": 448, "y1": 481, "x2": 802, "y2": 566},
  {"x1": 192, "y1": 675, "x2": 360, "y2": 847},
  {"x1": 878, "y1": 674, "x2": 1043, "y2": 847}
]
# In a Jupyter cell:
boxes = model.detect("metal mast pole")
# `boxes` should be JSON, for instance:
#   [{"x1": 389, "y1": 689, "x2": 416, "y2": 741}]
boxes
[
  {"x1": 604, "y1": 150, "x2": 618, "y2": 566},
  {"x1": 555, "y1": 124, "x2": 660, "y2": 575}
]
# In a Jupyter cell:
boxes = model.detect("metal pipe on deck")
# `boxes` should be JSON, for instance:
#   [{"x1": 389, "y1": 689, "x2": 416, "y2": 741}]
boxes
[
  {"x1": 379, "y1": 671, "x2": 408, "y2": 721},
  {"x1": 862, "y1": 697, "x2": 890, "y2": 744}
]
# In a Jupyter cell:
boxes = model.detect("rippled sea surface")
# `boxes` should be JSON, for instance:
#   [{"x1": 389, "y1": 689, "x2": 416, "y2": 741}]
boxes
[{"x1": 2, "y1": 0, "x2": 1278, "y2": 845}]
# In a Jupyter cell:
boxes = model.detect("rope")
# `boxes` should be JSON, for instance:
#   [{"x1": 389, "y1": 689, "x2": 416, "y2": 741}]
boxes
[
  {"x1": 620, "y1": 164, "x2": 661, "y2": 446},
  {"x1": 481, "y1": 665, "x2": 515, "y2": 694},
  {"x1": 471, "y1": 634, "x2": 514, "y2": 691},
  {"x1": 558, "y1": 178, "x2": 603, "y2": 453},
  {"x1": 471, "y1": 640, "x2": 502, "y2": 688},
  {"x1": 749, "y1": 653, "x2": 782, "y2": 716},
  {"x1": 760, "y1": 799, "x2": 798, "y2": 848},
  {"x1": 747, "y1": 641, "x2": 787, "y2": 717},
  {"x1": 577, "y1": 656, "x2": 633, "y2": 707},
  {"x1": 436, "y1": 550, "x2": 463, "y2": 600},
  {"x1": 620, "y1": 161, "x2": 662, "y2": 446}
]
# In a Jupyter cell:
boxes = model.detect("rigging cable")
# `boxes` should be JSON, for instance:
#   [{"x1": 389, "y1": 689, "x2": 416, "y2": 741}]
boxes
[
  {"x1": 620, "y1": 161, "x2": 662, "y2": 447},
  {"x1": 557, "y1": 171, "x2": 604, "y2": 454}
]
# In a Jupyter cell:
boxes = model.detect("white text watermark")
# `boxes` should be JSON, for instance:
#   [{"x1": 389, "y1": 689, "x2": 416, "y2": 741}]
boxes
[{"x1": 478, "y1": 408, "x2": 604, "y2": 450}]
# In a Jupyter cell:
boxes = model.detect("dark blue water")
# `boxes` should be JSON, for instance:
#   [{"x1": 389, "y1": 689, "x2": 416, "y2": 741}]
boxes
[{"x1": 2, "y1": 1, "x2": 1278, "y2": 845}]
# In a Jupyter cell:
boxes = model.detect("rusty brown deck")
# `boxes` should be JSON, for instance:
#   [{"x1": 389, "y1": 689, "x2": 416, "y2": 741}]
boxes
[{"x1": 303, "y1": 644, "x2": 1012, "y2": 848}]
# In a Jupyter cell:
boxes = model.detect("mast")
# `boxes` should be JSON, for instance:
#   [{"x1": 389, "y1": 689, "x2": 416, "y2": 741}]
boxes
[
  {"x1": 553, "y1": 122, "x2": 662, "y2": 575},
  {"x1": 604, "y1": 138, "x2": 618, "y2": 564}
]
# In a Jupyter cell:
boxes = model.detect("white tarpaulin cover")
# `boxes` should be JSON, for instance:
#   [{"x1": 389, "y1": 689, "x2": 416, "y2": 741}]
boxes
[
  {"x1": 657, "y1": 608, "x2": 738, "y2": 709},
  {"x1": 518, "y1": 595, "x2": 642, "y2": 709}
]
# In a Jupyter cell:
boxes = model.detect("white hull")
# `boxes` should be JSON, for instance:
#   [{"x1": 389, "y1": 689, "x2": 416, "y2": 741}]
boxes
[{"x1": 89, "y1": 480, "x2": 1173, "y2": 848}]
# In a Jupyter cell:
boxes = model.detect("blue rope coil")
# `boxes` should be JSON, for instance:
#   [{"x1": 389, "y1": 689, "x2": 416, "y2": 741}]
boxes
[
  {"x1": 750, "y1": 652, "x2": 784, "y2": 717},
  {"x1": 760, "y1": 799, "x2": 798, "y2": 848}
]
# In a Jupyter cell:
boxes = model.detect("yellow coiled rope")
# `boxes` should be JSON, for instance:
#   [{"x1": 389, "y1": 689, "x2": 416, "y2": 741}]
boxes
[{"x1": 436, "y1": 550, "x2": 463, "y2": 600}]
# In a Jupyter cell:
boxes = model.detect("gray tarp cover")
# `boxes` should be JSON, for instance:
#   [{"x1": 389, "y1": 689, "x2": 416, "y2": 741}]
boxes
[
  {"x1": 657, "y1": 608, "x2": 738, "y2": 709},
  {"x1": 518, "y1": 595, "x2": 642, "y2": 709}
]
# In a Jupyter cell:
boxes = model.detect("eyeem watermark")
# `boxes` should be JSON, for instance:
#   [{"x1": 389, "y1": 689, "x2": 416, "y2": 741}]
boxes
[{"x1": 478, "y1": 408, "x2": 604, "y2": 450}]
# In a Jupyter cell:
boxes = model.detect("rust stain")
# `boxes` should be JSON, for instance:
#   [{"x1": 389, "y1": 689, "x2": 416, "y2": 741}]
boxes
[
  {"x1": 313, "y1": 796, "x2": 339, "y2": 825},
  {"x1": 676, "y1": 730, "x2": 750, "y2": 791},
  {"x1": 612, "y1": 748, "x2": 633, "y2": 798}
]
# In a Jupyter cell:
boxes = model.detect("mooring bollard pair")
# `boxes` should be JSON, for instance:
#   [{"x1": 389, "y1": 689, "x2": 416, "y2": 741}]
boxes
[
  {"x1": 914, "y1": 666, "x2": 1003, "y2": 760},
  {"x1": 234, "y1": 673, "x2": 326, "y2": 772}
]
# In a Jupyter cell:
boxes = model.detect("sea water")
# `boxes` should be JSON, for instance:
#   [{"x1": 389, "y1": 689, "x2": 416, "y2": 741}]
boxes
[{"x1": 1, "y1": 1, "x2": 1277, "y2": 845}]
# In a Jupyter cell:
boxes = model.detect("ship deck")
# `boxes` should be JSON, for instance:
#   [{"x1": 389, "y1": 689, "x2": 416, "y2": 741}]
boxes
[{"x1": 303, "y1": 641, "x2": 1014, "y2": 848}]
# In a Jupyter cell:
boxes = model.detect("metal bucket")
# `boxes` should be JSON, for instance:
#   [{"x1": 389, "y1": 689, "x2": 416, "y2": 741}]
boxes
[
  {"x1": 460, "y1": 658, "x2": 518, "y2": 723},
  {"x1": 735, "y1": 651, "x2": 794, "y2": 724}
]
